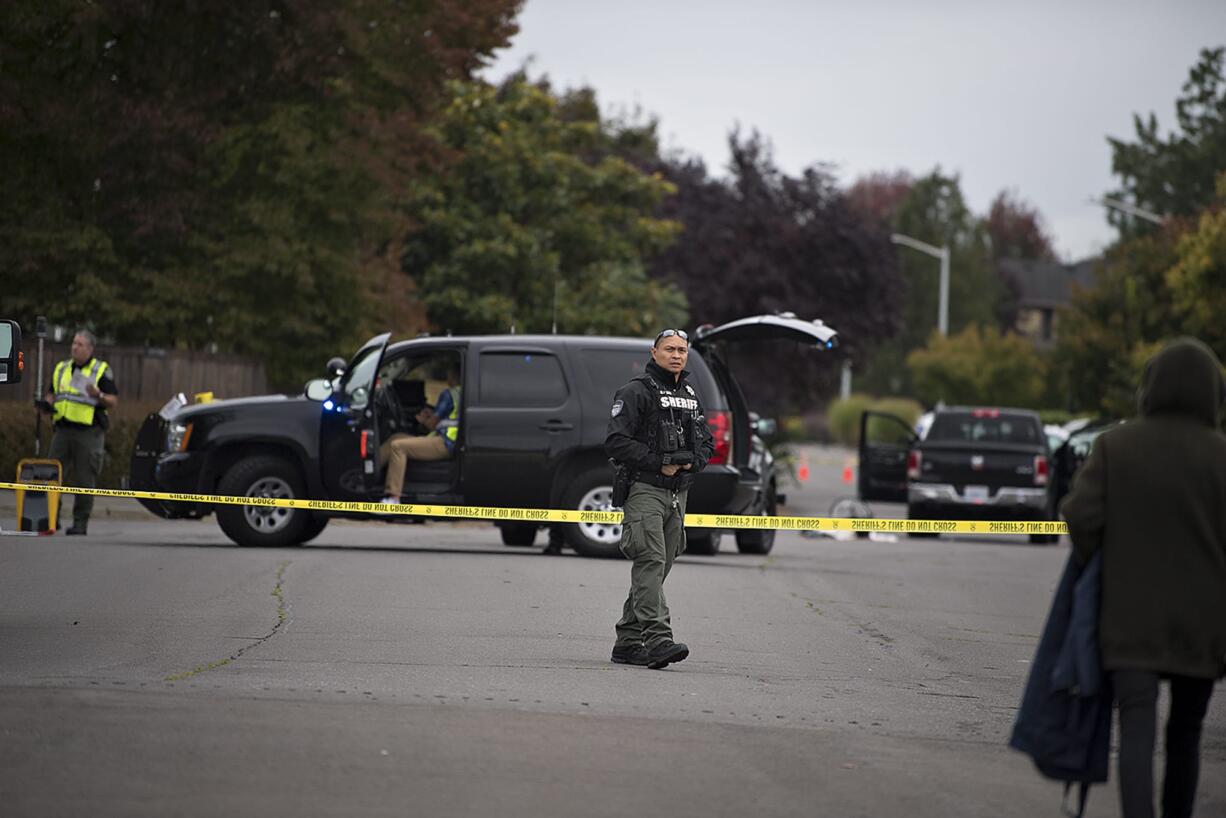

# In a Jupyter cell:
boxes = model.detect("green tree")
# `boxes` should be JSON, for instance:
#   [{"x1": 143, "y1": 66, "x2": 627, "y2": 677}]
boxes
[
  {"x1": 1056, "y1": 49, "x2": 1226, "y2": 417},
  {"x1": 906, "y1": 325, "x2": 1046, "y2": 408},
  {"x1": 642, "y1": 133, "x2": 904, "y2": 410},
  {"x1": 859, "y1": 170, "x2": 1000, "y2": 397},
  {"x1": 1107, "y1": 46, "x2": 1226, "y2": 236},
  {"x1": 1053, "y1": 230, "x2": 1182, "y2": 416},
  {"x1": 0, "y1": 1, "x2": 521, "y2": 389},
  {"x1": 401, "y1": 77, "x2": 687, "y2": 336},
  {"x1": 1166, "y1": 173, "x2": 1226, "y2": 352}
]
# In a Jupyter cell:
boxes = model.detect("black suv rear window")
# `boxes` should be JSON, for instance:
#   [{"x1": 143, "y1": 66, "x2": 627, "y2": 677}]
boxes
[
  {"x1": 928, "y1": 412, "x2": 1041, "y2": 444},
  {"x1": 580, "y1": 347, "x2": 727, "y2": 410},
  {"x1": 479, "y1": 352, "x2": 568, "y2": 407}
]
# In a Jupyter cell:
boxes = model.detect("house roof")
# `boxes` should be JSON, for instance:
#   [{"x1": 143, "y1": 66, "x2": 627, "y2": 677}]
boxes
[{"x1": 999, "y1": 257, "x2": 1100, "y2": 309}]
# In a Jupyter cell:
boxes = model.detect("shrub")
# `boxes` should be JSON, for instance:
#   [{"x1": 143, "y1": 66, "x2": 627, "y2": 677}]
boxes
[
  {"x1": 777, "y1": 412, "x2": 831, "y2": 444},
  {"x1": 826, "y1": 394, "x2": 874, "y2": 446},
  {"x1": 826, "y1": 394, "x2": 925, "y2": 446},
  {"x1": 1038, "y1": 409, "x2": 1078, "y2": 426},
  {"x1": 0, "y1": 401, "x2": 162, "y2": 489},
  {"x1": 867, "y1": 397, "x2": 923, "y2": 443},
  {"x1": 907, "y1": 325, "x2": 1047, "y2": 408}
]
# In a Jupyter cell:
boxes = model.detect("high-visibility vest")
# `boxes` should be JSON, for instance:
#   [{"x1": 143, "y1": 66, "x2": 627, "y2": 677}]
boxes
[
  {"x1": 52, "y1": 357, "x2": 110, "y2": 426},
  {"x1": 437, "y1": 387, "x2": 460, "y2": 443}
]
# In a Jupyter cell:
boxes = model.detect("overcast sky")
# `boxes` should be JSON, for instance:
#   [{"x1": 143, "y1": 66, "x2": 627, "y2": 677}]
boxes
[{"x1": 486, "y1": 1, "x2": 1226, "y2": 261}]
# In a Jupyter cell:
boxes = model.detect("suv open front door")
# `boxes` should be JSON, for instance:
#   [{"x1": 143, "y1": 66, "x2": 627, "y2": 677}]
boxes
[
  {"x1": 858, "y1": 411, "x2": 917, "y2": 503},
  {"x1": 320, "y1": 333, "x2": 391, "y2": 501}
]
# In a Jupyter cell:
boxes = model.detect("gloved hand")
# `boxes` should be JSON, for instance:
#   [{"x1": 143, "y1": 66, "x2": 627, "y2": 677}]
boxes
[
  {"x1": 34, "y1": 398, "x2": 52, "y2": 414},
  {"x1": 661, "y1": 450, "x2": 693, "y2": 466}
]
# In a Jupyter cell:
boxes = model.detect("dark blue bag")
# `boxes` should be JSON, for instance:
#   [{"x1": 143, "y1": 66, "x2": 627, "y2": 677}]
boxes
[{"x1": 1010, "y1": 551, "x2": 1112, "y2": 817}]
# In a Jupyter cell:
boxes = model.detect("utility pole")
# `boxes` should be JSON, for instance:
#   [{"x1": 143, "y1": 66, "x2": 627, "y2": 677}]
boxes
[{"x1": 891, "y1": 234, "x2": 951, "y2": 336}]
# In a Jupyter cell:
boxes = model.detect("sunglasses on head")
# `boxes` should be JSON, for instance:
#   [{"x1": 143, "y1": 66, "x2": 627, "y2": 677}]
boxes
[{"x1": 654, "y1": 329, "x2": 688, "y2": 344}]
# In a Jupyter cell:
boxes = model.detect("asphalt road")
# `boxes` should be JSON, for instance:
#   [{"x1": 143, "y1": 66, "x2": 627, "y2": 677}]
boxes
[{"x1": 0, "y1": 446, "x2": 1222, "y2": 817}]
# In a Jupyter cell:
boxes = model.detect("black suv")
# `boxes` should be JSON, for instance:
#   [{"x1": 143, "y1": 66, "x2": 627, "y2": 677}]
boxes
[{"x1": 131, "y1": 314, "x2": 838, "y2": 558}]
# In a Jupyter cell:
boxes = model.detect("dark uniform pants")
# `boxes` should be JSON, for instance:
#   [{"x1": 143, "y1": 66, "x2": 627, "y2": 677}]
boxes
[
  {"x1": 47, "y1": 425, "x2": 105, "y2": 526},
  {"x1": 615, "y1": 482, "x2": 688, "y2": 649}
]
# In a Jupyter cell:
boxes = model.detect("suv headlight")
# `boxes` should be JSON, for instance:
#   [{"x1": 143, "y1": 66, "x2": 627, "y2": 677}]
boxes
[{"x1": 166, "y1": 421, "x2": 193, "y2": 453}]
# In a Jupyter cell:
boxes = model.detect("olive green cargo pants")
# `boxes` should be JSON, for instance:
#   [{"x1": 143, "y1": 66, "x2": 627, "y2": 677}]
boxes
[
  {"x1": 47, "y1": 425, "x2": 105, "y2": 527},
  {"x1": 614, "y1": 482, "x2": 688, "y2": 650}
]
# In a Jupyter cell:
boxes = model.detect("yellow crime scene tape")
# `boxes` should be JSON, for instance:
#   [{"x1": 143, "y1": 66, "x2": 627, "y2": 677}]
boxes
[{"x1": 0, "y1": 481, "x2": 1070, "y2": 537}]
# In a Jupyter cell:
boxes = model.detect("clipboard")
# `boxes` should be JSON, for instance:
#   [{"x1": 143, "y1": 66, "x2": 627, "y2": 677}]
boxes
[{"x1": 69, "y1": 369, "x2": 98, "y2": 405}]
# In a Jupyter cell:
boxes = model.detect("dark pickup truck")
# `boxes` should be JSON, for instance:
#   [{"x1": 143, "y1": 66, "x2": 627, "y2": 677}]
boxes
[
  {"x1": 858, "y1": 406, "x2": 1058, "y2": 544},
  {"x1": 130, "y1": 314, "x2": 839, "y2": 557}
]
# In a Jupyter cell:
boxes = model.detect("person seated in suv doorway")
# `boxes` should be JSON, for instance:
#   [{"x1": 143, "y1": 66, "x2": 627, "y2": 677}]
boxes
[{"x1": 379, "y1": 361, "x2": 460, "y2": 504}]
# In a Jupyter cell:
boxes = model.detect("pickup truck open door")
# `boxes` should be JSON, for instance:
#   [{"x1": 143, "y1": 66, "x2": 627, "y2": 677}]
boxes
[{"x1": 858, "y1": 410, "x2": 917, "y2": 503}]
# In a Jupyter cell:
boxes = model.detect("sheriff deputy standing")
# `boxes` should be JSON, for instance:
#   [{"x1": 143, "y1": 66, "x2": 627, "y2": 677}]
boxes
[{"x1": 605, "y1": 328, "x2": 714, "y2": 669}]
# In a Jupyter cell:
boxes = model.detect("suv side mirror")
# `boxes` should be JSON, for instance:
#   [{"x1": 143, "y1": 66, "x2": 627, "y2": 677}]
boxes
[
  {"x1": 304, "y1": 378, "x2": 333, "y2": 402},
  {"x1": 325, "y1": 357, "x2": 347, "y2": 380},
  {"x1": 0, "y1": 319, "x2": 23, "y2": 384}
]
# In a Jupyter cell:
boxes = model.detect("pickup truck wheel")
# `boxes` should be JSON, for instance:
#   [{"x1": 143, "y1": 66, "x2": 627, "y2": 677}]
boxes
[
  {"x1": 686, "y1": 529, "x2": 722, "y2": 556},
  {"x1": 735, "y1": 482, "x2": 777, "y2": 554},
  {"x1": 216, "y1": 456, "x2": 311, "y2": 547},
  {"x1": 500, "y1": 523, "x2": 538, "y2": 547},
  {"x1": 560, "y1": 468, "x2": 622, "y2": 559}
]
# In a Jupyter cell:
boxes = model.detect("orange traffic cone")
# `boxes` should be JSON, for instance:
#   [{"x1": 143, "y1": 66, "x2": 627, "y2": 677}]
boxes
[
  {"x1": 797, "y1": 452, "x2": 810, "y2": 482},
  {"x1": 841, "y1": 458, "x2": 855, "y2": 485}
]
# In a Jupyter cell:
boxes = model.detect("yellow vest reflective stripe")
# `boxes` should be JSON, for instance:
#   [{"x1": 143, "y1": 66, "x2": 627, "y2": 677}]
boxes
[
  {"x1": 437, "y1": 387, "x2": 460, "y2": 443},
  {"x1": 52, "y1": 358, "x2": 109, "y2": 426}
]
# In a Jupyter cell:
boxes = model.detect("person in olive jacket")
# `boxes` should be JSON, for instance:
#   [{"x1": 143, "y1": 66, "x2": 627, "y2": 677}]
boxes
[{"x1": 1061, "y1": 338, "x2": 1225, "y2": 818}]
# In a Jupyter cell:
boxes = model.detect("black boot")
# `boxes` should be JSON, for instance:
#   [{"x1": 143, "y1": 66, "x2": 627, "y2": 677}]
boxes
[
  {"x1": 542, "y1": 527, "x2": 564, "y2": 555},
  {"x1": 65, "y1": 524, "x2": 88, "y2": 536},
  {"x1": 646, "y1": 641, "x2": 689, "y2": 669},
  {"x1": 610, "y1": 644, "x2": 650, "y2": 666}
]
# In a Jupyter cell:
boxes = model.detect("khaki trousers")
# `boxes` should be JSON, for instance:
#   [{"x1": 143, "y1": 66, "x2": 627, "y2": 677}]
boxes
[{"x1": 379, "y1": 433, "x2": 449, "y2": 498}]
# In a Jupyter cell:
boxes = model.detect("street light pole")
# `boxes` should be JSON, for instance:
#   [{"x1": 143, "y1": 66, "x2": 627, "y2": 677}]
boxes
[
  {"x1": 1094, "y1": 196, "x2": 1165, "y2": 225},
  {"x1": 890, "y1": 233, "x2": 950, "y2": 336}
]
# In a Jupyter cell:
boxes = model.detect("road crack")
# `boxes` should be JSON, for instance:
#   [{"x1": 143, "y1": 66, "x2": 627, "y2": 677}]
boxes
[{"x1": 164, "y1": 560, "x2": 290, "y2": 682}]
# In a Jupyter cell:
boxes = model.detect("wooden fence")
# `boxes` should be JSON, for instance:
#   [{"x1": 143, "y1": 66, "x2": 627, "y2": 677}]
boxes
[{"x1": 2, "y1": 342, "x2": 268, "y2": 403}]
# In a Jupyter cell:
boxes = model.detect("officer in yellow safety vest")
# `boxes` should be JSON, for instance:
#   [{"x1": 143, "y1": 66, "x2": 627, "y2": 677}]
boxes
[
  {"x1": 379, "y1": 359, "x2": 460, "y2": 505},
  {"x1": 37, "y1": 329, "x2": 119, "y2": 535}
]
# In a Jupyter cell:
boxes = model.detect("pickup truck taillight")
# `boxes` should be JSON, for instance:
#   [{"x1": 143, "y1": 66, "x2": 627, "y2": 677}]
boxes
[
  {"x1": 1034, "y1": 454, "x2": 1049, "y2": 486},
  {"x1": 707, "y1": 411, "x2": 732, "y2": 465},
  {"x1": 906, "y1": 449, "x2": 921, "y2": 480}
]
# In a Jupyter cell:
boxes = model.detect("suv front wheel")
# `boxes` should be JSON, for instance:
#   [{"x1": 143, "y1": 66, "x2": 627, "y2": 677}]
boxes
[
  {"x1": 216, "y1": 455, "x2": 313, "y2": 547},
  {"x1": 686, "y1": 529, "x2": 722, "y2": 555},
  {"x1": 735, "y1": 481, "x2": 777, "y2": 554}
]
